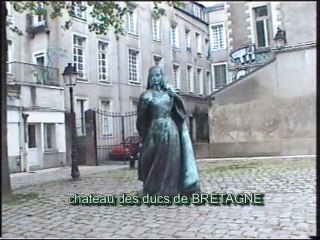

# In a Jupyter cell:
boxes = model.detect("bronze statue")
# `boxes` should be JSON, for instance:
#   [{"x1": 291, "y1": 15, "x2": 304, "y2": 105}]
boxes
[{"x1": 136, "y1": 66, "x2": 201, "y2": 197}]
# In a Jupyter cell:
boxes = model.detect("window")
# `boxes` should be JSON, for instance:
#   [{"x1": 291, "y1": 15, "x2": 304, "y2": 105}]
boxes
[
  {"x1": 192, "y1": 4, "x2": 204, "y2": 20},
  {"x1": 44, "y1": 123, "x2": 55, "y2": 149},
  {"x1": 98, "y1": 41, "x2": 109, "y2": 83},
  {"x1": 34, "y1": 52, "x2": 46, "y2": 84},
  {"x1": 71, "y1": 2, "x2": 86, "y2": 20},
  {"x1": 196, "y1": 68, "x2": 203, "y2": 95},
  {"x1": 75, "y1": 99, "x2": 88, "y2": 136},
  {"x1": 205, "y1": 39, "x2": 210, "y2": 60},
  {"x1": 185, "y1": 29, "x2": 191, "y2": 52},
  {"x1": 187, "y1": 65, "x2": 194, "y2": 93},
  {"x1": 152, "y1": 17, "x2": 161, "y2": 42},
  {"x1": 195, "y1": 32, "x2": 202, "y2": 55},
  {"x1": 171, "y1": 25, "x2": 179, "y2": 49},
  {"x1": 153, "y1": 55, "x2": 162, "y2": 66},
  {"x1": 254, "y1": 6, "x2": 270, "y2": 48},
  {"x1": 206, "y1": 71, "x2": 212, "y2": 95},
  {"x1": 212, "y1": 64, "x2": 227, "y2": 90},
  {"x1": 100, "y1": 100, "x2": 112, "y2": 136},
  {"x1": 126, "y1": 7, "x2": 138, "y2": 35},
  {"x1": 128, "y1": 49, "x2": 139, "y2": 83},
  {"x1": 6, "y1": 2, "x2": 12, "y2": 17},
  {"x1": 210, "y1": 23, "x2": 226, "y2": 50},
  {"x1": 131, "y1": 101, "x2": 138, "y2": 112},
  {"x1": 131, "y1": 100, "x2": 139, "y2": 135},
  {"x1": 33, "y1": 2, "x2": 46, "y2": 27},
  {"x1": 6, "y1": 40, "x2": 12, "y2": 73},
  {"x1": 28, "y1": 125, "x2": 36, "y2": 148},
  {"x1": 73, "y1": 35, "x2": 86, "y2": 79},
  {"x1": 173, "y1": 64, "x2": 181, "y2": 90}
]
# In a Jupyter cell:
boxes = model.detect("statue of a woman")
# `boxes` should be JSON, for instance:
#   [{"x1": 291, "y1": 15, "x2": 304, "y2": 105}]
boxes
[{"x1": 136, "y1": 66, "x2": 201, "y2": 197}]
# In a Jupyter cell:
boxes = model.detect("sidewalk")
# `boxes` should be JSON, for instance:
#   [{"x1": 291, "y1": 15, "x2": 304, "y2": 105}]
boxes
[{"x1": 10, "y1": 164, "x2": 128, "y2": 190}]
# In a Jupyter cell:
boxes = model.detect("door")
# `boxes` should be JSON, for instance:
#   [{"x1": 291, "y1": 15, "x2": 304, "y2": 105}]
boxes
[{"x1": 27, "y1": 124, "x2": 40, "y2": 168}]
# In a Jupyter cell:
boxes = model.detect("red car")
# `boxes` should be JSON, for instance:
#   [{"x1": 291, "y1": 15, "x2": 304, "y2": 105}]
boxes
[{"x1": 108, "y1": 136, "x2": 142, "y2": 161}]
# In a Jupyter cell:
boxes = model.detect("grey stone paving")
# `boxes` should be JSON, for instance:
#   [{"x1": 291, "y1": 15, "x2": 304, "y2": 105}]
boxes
[{"x1": 1, "y1": 156, "x2": 316, "y2": 239}]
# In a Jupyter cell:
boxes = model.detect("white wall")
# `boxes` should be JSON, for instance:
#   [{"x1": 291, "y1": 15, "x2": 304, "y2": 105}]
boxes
[
  {"x1": 8, "y1": 110, "x2": 20, "y2": 123},
  {"x1": 7, "y1": 123, "x2": 20, "y2": 156},
  {"x1": 24, "y1": 111, "x2": 65, "y2": 123},
  {"x1": 20, "y1": 86, "x2": 65, "y2": 110},
  {"x1": 55, "y1": 123, "x2": 66, "y2": 152}
]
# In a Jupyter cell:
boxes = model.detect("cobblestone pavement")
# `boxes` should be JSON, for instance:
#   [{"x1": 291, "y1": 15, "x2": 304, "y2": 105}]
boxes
[{"x1": 2, "y1": 156, "x2": 316, "y2": 239}]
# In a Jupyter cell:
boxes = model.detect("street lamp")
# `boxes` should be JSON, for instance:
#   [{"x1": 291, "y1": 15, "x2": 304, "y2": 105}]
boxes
[
  {"x1": 274, "y1": 27, "x2": 287, "y2": 49},
  {"x1": 62, "y1": 63, "x2": 80, "y2": 180}
]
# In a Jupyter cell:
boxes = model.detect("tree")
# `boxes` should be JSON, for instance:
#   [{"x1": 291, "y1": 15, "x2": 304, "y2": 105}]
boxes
[
  {"x1": 2, "y1": 1, "x2": 11, "y2": 196},
  {"x1": 2, "y1": 1, "x2": 184, "y2": 196}
]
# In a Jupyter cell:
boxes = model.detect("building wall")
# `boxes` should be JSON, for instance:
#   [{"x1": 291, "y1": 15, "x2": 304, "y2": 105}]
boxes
[
  {"x1": 55, "y1": 2, "x2": 210, "y2": 114},
  {"x1": 7, "y1": 111, "x2": 22, "y2": 173},
  {"x1": 6, "y1": 3, "x2": 68, "y2": 172},
  {"x1": 280, "y1": 2, "x2": 317, "y2": 46},
  {"x1": 24, "y1": 111, "x2": 67, "y2": 170},
  {"x1": 208, "y1": 46, "x2": 316, "y2": 157},
  {"x1": 20, "y1": 85, "x2": 65, "y2": 109}
]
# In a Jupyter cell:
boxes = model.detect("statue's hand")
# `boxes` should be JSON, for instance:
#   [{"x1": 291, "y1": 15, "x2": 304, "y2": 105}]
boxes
[{"x1": 166, "y1": 88, "x2": 176, "y2": 98}]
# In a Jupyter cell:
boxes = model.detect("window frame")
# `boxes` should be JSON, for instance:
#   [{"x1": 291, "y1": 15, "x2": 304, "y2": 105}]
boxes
[
  {"x1": 209, "y1": 22, "x2": 226, "y2": 51},
  {"x1": 153, "y1": 55, "x2": 163, "y2": 67},
  {"x1": 71, "y1": 1, "x2": 87, "y2": 21},
  {"x1": 7, "y1": 40, "x2": 13, "y2": 74},
  {"x1": 130, "y1": 100, "x2": 139, "y2": 135},
  {"x1": 99, "y1": 100, "x2": 113, "y2": 137},
  {"x1": 75, "y1": 97, "x2": 89, "y2": 136},
  {"x1": 173, "y1": 63, "x2": 181, "y2": 91},
  {"x1": 126, "y1": 6, "x2": 138, "y2": 36},
  {"x1": 185, "y1": 29, "x2": 191, "y2": 52},
  {"x1": 171, "y1": 25, "x2": 179, "y2": 49},
  {"x1": 6, "y1": 2, "x2": 13, "y2": 18},
  {"x1": 128, "y1": 48, "x2": 140, "y2": 84},
  {"x1": 97, "y1": 40, "x2": 109, "y2": 84},
  {"x1": 253, "y1": 5, "x2": 271, "y2": 48},
  {"x1": 187, "y1": 64, "x2": 194, "y2": 93},
  {"x1": 72, "y1": 34, "x2": 87, "y2": 80},
  {"x1": 152, "y1": 16, "x2": 161, "y2": 42},
  {"x1": 211, "y1": 62, "x2": 228, "y2": 90},
  {"x1": 32, "y1": 50, "x2": 47, "y2": 84},
  {"x1": 206, "y1": 71, "x2": 212, "y2": 95},
  {"x1": 196, "y1": 67, "x2": 204, "y2": 96},
  {"x1": 32, "y1": 2, "x2": 46, "y2": 27},
  {"x1": 28, "y1": 124, "x2": 37, "y2": 148},
  {"x1": 195, "y1": 32, "x2": 202, "y2": 55},
  {"x1": 43, "y1": 123, "x2": 56, "y2": 150}
]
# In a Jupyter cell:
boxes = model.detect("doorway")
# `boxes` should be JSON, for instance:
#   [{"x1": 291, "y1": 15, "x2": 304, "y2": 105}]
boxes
[{"x1": 27, "y1": 124, "x2": 41, "y2": 169}]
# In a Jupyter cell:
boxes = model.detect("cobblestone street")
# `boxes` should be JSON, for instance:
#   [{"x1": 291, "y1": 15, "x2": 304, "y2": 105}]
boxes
[{"x1": 2, "y1": 156, "x2": 316, "y2": 239}]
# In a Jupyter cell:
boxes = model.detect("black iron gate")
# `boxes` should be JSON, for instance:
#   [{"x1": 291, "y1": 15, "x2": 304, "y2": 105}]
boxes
[{"x1": 94, "y1": 110, "x2": 139, "y2": 165}]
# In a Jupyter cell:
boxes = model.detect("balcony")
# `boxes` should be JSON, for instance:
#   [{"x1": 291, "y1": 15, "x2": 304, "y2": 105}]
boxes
[
  {"x1": 7, "y1": 62, "x2": 61, "y2": 87},
  {"x1": 26, "y1": 12, "x2": 49, "y2": 38}
]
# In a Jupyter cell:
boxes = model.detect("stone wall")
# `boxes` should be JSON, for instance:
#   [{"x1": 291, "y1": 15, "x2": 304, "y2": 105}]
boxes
[{"x1": 208, "y1": 45, "x2": 316, "y2": 157}]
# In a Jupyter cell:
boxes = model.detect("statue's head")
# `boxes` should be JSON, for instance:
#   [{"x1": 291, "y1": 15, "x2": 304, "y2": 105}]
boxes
[{"x1": 147, "y1": 66, "x2": 166, "y2": 90}]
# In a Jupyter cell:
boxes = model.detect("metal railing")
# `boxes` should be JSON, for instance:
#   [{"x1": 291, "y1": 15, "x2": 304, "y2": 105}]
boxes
[
  {"x1": 7, "y1": 61, "x2": 61, "y2": 87},
  {"x1": 94, "y1": 110, "x2": 139, "y2": 164}
]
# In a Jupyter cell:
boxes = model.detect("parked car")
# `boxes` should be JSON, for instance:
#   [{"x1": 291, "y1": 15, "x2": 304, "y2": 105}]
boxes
[{"x1": 108, "y1": 136, "x2": 142, "y2": 161}]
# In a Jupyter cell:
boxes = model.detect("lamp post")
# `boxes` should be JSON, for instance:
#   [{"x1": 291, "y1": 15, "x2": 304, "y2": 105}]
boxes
[
  {"x1": 62, "y1": 63, "x2": 80, "y2": 180},
  {"x1": 274, "y1": 27, "x2": 287, "y2": 49}
]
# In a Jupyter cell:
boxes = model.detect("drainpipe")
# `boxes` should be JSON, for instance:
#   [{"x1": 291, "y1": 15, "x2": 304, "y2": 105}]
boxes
[{"x1": 21, "y1": 113, "x2": 29, "y2": 172}]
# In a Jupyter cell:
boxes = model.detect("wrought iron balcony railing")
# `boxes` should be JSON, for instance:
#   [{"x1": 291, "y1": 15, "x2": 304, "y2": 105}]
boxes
[{"x1": 7, "y1": 61, "x2": 61, "y2": 87}]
